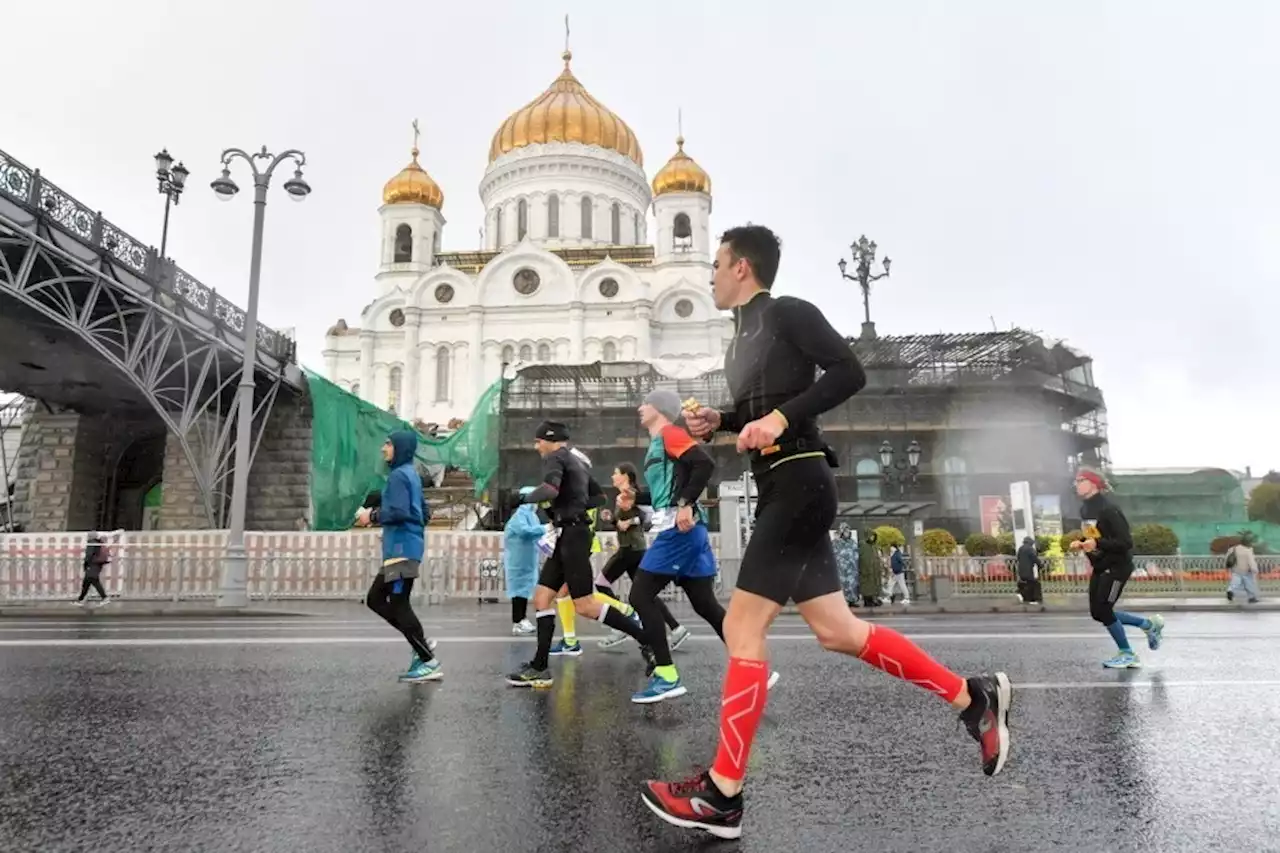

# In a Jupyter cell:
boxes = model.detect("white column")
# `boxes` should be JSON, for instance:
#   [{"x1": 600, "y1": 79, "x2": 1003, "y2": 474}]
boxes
[
  {"x1": 636, "y1": 305, "x2": 653, "y2": 359},
  {"x1": 423, "y1": 347, "x2": 438, "y2": 408},
  {"x1": 570, "y1": 303, "x2": 585, "y2": 360},
  {"x1": 400, "y1": 310, "x2": 422, "y2": 420},
  {"x1": 467, "y1": 308, "x2": 484, "y2": 391},
  {"x1": 358, "y1": 333, "x2": 375, "y2": 401},
  {"x1": 322, "y1": 348, "x2": 338, "y2": 380}
]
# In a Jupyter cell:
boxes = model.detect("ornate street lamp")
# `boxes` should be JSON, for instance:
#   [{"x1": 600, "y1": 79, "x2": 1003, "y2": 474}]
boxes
[
  {"x1": 837, "y1": 235, "x2": 891, "y2": 340},
  {"x1": 153, "y1": 148, "x2": 190, "y2": 258},
  {"x1": 879, "y1": 438, "x2": 922, "y2": 497},
  {"x1": 211, "y1": 145, "x2": 310, "y2": 608}
]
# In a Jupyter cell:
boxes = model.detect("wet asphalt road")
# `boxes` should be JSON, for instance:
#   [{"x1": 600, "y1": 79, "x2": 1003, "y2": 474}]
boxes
[{"x1": 2, "y1": 609, "x2": 1279, "y2": 853}]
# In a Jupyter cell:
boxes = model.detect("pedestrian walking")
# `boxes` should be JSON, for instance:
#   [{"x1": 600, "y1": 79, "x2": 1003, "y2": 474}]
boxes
[
  {"x1": 1225, "y1": 532, "x2": 1261, "y2": 604},
  {"x1": 1015, "y1": 536, "x2": 1044, "y2": 604},
  {"x1": 884, "y1": 544, "x2": 910, "y2": 604},
  {"x1": 76, "y1": 532, "x2": 112, "y2": 607},
  {"x1": 504, "y1": 487, "x2": 543, "y2": 635}
]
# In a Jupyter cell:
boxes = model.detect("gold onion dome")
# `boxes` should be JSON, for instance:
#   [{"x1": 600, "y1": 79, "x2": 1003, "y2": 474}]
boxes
[
  {"x1": 652, "y1": 135, "x2": 710, "y2": 196},
  {"x1": 382, "y1": 146, "x2": 444, "y2": 209},
  {"x1": 488, "y1": 51, "x2": 643, "y2": 167}
]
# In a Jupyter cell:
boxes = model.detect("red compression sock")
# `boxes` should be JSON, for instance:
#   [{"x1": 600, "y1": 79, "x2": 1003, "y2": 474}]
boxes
[
  {"x1": 711, "y1": 656, "x2": 771, "y2": 783},
  {"x1": 858, "y1": 623, "x2": 965, "y2": 703}
]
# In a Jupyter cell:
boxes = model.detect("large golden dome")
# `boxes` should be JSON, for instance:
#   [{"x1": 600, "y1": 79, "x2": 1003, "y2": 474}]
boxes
[
  {"x1": 488, "y1": 51, "x2": 643, "y2": 167},
  {"x1": 652, "y1": 136, "x2": 711, "y2": 196},
  {"x1": 382, "y1": 146, "x2": 444, "y2": 209}
]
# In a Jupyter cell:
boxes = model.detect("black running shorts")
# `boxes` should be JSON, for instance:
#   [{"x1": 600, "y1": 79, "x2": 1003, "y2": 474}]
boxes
[
  {"x1": 537, "y1": 523, "x2": 595, "y2": 599},
  {"x1": 736, "y1": 454, "x2": 841, "y2": 605}
]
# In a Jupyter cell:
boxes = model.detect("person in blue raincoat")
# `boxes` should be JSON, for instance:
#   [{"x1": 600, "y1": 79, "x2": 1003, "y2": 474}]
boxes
[{"x1": 505, "y1": 486, "x2": 544, "y2": 635}]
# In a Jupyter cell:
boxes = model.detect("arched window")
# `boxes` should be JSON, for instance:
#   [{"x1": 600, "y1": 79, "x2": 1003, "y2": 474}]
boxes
[
  {"x1": 547, "y1": 194, "x2": 559, "y2": 238},
  {"x1": 387, "y1": 366, "x2": 403, "y2": 414},
  {"x1": 602, "y1": 341, "x2": 617, "y2": 362},
  {"x1": 519, "y1": 344, "x2": 533, "y2": 362},
  {"x1": 394, "y1": 224, "x2": 413, "y2": 263},
  {"x1": 673, "y1": 212, "x2": 692, "y2": 252},
  {"x1": 431, "y1": 231, "x2": 439, "y2": 259},
  {"x1": 434, "y1": 347, "x2": 450, "y2": 402},
  {"x1": 494, "y1": 208, "x2": 503, "y2": 248},
  {"x1": 580, "y1": 196, "x2": 593, "y2": 239},
  {"x1": 942, "y1": 457, "x2": 970, "y2": 511},
  {"x1": 517, "y1": 198, "x2": 528, "y2": 241},
  {"x1": 634, "y1": 211, "x2": 642, "y2": 244},
  {"x1": 501, "y1": 345, "x2": 515, "y2": 365},
  {"x1": 856, "y1": 458, "x2": 882, "y2": 502},
  {"x1": 611, "y1": 203, "x2": 621, "y2": 244},
  {"x1": 536, "y1": 343, "x2": 551, "y2": 362}
]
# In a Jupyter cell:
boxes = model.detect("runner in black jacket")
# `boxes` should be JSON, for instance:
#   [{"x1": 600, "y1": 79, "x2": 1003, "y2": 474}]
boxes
[{"x1": 640, "y1": 224, "x2": 1012, "y2": 841}]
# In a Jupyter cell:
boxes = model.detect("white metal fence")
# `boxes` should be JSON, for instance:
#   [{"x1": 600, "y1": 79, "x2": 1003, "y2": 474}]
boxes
[
  {"x1": 1, "y1": 530, "x2": 1272, "y2": 604},
  {"x1": 916, "y1": 554, "x2": 1280, "y2": 597},
  {"x1": 0, "y1": 530, "x2": 738, "y2": 605}
]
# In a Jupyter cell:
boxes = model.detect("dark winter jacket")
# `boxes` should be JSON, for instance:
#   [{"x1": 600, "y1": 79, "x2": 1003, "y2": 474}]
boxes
[
  {"x1": 1080, "y1": 493, "x2": 1134, "y2": 575},
  {"x1": 83, "y1": 536, "x2": 111, "y2": 579},
  {"x1": 1015, "y1": 541, "x2": 1041, "y2": 581},
  {"x1": 373, "y1": 431, "x2": 425, "y2": 565}
]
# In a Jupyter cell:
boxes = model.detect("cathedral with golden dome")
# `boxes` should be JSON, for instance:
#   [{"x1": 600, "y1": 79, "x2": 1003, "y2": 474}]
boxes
[{"x1": 322, "y1": 45, "x2": 727, "y2": 425}]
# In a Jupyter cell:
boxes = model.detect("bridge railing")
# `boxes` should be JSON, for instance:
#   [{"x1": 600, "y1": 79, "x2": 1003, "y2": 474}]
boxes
[
  {"x1": 1, "y1": 530, "x2": 1271, "y2": 604},
  {"x1": 0, "y1": 147, "x2": 295, "y2": 363}
]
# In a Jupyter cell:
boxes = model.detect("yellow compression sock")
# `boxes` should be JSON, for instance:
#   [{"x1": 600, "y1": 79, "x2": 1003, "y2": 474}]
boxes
[
  {"x1": 653, "y1": 664, "x2": 679, "y2": 683},
  {"x1": 556, "y1": 596, "x2": 577, "y2": 642},
  {"x1": 593, "y1": 591, "x2": 634, "y2": 618}
]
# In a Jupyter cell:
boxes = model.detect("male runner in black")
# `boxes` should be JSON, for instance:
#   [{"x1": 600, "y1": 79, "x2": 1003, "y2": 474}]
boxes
[
  {"x1": 640, "y1": 225, "x2": 1013, "y2": 840},
  {"x1": 506, "y1": 421, "x2": 650, "y2": 687}
]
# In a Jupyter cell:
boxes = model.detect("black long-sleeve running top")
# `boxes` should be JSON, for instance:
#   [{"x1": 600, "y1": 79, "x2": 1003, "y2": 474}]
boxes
[
  {"x1": 719, "y1": 292, "x2": 867, "y2": 464},
  {"x1": 522, "y1": 446, "x2": 603, "y2": 524}
]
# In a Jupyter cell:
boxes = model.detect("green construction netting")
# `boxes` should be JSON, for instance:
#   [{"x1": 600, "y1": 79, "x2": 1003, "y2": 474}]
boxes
[{"x1": 304, "y1": 370, "x2": 504, "y2": 531}]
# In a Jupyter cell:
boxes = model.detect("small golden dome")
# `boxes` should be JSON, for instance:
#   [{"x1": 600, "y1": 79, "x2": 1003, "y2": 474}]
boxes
[
  {"x1": 652, "y1": 135, "x2": 711, "y2": 196},
  {"x1": 488, "y1": 51, "x2": 643, "y2": 167},
  {"x1": 382, "y1": 147, "x2": 444, "y2": 209}
]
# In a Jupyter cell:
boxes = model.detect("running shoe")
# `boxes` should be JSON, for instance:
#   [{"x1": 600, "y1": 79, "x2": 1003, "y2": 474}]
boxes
[
  {"x1": 427, "y1": 638, "x2": 438, "y2": 653},
  {"x1": 960, "y1": 672, "x2": 1012, "y2": 777},
  {"x1": 597, "y1": 627, "x2": 629, "y2": 649},
  {"x1": 96, "y1": 597, "x2": 111, "y2": 607},
  {"x1": 669, "y1": 625, "x2": 692, "y2": 651},
  {"x1": 512, "y1": 619, "x2": 535, "y2": 636},
  {"x1": 641, "y1": 770, "x2": 743, "y2": 840},
  {"x1": 1102, "y1": 651, "x2": 1141, "y2": 669},
  {"x1": 400, "y1": 658, "x2": 442, "y2": 682},
  {"x1": 632, "y1": 673, "x2": 687, "y2": 704},
  {"x1": 404, "y1": 652, "x2": 421, "y2": 676},
  {"x1": 550, "y1": 639, "x2": 582, "y2": 656},
  {"x1": 1144, "y1": 615, "x2": 1165, "y2": 651},
  {"x1": 506, "y1": 663, "x2": 553, "y2": 688}
]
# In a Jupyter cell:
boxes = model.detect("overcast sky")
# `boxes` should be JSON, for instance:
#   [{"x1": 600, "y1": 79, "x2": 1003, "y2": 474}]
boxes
[{"x1": 4, "y1": 1, "x2": 1277, "y2": 473}]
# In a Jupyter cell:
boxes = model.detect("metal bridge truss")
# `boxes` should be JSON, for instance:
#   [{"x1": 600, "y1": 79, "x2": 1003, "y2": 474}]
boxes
[{"x1": 0, "y1": 150, "x2": 294, "y2": 527}]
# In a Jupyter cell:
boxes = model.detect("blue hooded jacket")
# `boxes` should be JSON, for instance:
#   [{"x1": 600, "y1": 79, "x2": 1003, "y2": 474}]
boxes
[
  {"x1": 503, "y1": 486, "x2": 543, "y2": 600},
  {"x1": 377, "y1": 430, "x2": 425, "y2": 564}
]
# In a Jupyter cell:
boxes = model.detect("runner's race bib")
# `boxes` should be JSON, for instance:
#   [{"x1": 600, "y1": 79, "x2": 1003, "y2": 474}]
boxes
[
  {"x1": 537, "y1": 525, "x2": 559, "y2": 557},
  {"x1": 649, "y1": 508, "x2": 678, "y2": 533}
]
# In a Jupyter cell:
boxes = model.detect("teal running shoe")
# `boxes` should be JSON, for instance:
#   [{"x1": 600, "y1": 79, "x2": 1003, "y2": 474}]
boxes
[
  {"x1": 1145, "y1": 615, "x2": 1165, "y2": 651},
  {"x1": 1102, "y1": 651, "x2": 1142, "y2": 669},
  {"x1": 399, "y1": 658, "x2": 442, "y2": 682},
  {"x1": 550, "y1": 639, "x2": 582, "y2": 657},
  {"x1": 631, "y1": 674, "x2": 687, "y2": 704}
]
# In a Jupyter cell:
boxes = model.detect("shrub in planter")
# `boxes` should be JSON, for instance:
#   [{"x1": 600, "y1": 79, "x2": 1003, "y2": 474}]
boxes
[
  {"x1": 1060, "y1": 530, "x2": 1085, "y2": 552},
  {"x1": 1131, "y1": 523, "x2": 1179, "y2": 555},
  {"x1": 873, "y1": 525, "x2": 906, "y2": 551},
  {"x1": 920, "y1": 529, "x2": 958, "y2": 557},
  {"x1": 996, "y1": 533, "x2": 1016, "y2": 555},
  {"x1": 964, "y1": 533, "x2": 999, "y2": 557},
  {"x1": 1034, "y1": 535, "x2": 1054, "y2": 554}
]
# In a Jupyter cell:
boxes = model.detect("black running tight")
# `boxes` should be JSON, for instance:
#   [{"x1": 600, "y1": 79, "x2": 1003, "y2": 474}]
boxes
[
  {"x1": 630, "y1": 571, "x2": 723, "y2": 667},
  {"x1": 602, "y1": 549, "x2": 680, "y2": 630},
  {"x1": 366, "y1": 575, "x2": 434, "y2": 661}
]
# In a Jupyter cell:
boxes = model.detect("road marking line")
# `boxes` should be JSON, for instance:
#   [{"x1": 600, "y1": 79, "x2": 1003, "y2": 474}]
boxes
[{"x1": 1015, "y1": 680, "x2": 1280, "y2": 690}]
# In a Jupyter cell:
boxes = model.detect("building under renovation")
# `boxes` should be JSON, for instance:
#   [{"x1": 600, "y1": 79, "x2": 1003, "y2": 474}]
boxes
[{"x1": 493, "y1": 329, "x2": 1108, "y2": 539}]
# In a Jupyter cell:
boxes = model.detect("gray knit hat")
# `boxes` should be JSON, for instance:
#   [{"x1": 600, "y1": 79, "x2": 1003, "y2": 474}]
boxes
[{"x1": 643, "y1": 388, "x2": 683, "y2": 423}]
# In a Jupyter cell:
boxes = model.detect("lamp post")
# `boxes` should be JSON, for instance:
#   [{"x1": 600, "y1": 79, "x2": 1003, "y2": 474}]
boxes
[
  {"x1": 211, "y1": 145, "x2": 311, "y2": 608},
  {"x1": 837, "y1": 235, "x2": 891, "y2": 340},
  {"x1": 879, "y1": 438, "x2": 922, "y2": 498},
  {"x1": 153, "y1": 148, "x2": 190, "y2": 258}
]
